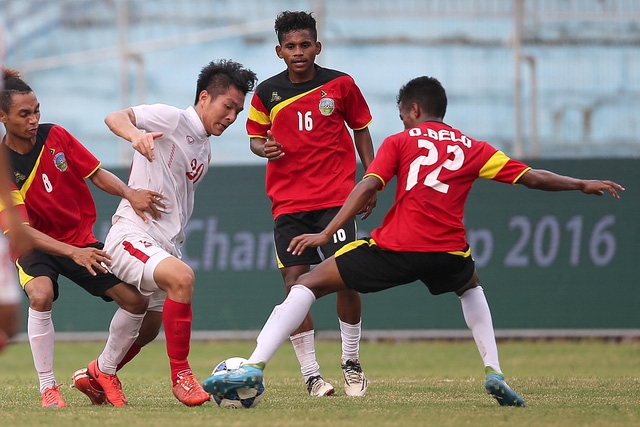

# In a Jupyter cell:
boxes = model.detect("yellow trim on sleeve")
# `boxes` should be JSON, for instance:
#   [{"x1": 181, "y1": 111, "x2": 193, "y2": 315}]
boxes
[
  {"x1": 84, "y1": 162, "x2": 102, "y2": 179},
  {"x1": 512, "y1": 167, "x2": 532, "y2": 184},
  {"x1": 352, "y1": 118, "x2": 373, "y2": 131},
  {"x1": 248, "y1": 105, "x2": 270, "y2": 126},
  {"x1": 0, "y1": 190, "x2": 24, "y2": 211},
  {"x1": 478, "y1": 150, "x2": 510, "y2": 179}
]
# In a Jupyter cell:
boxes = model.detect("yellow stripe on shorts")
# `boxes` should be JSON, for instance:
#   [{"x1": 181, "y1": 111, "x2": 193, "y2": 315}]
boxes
[
  {"x1": 447, "y1": 247, "x2": 472, "y2": 258},
  {"x1": 335, "y1": 238, "x2": 376, "y2": 257},
  {"x1": 15, "y1": 260, "x2": 35, "y2": 289}
]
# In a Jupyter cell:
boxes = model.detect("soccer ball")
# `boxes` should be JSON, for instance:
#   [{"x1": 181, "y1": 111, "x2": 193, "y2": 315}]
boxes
[{"x1": 210, "y1": 357, "x2": 264, "y2": 409}]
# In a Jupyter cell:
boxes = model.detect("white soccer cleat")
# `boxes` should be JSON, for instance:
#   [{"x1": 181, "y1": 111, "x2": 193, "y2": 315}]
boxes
[
  {"x1": 342, "y1": 359, "x2": 368, "y2": 397},
  {"x1": 306, "y1": 375, "x2": 335, "y2": 397}
]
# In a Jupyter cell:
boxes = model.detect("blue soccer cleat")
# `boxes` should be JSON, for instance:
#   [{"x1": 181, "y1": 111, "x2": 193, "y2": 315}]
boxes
[
  {"x1": 485, "y1": 373, "x2": 526, "y2": 407},
  {"x1": 202, "y1": 363, "x2": 264, "y2": 396}
]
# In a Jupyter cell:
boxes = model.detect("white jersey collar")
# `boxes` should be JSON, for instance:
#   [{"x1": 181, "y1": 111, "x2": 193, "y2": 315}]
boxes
[{"x1": 185, "y1": 106, "x2": 208, "y2": 140}]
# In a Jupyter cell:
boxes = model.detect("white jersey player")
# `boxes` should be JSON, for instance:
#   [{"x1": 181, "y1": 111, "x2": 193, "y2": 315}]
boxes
[
  {"x1": 105, "y1": 103, "x2": 211, "y2": 287},
  {"x1": 71, "y1": 60, "x2": 257, "y2": 407},
  {"x1": 108, "y1": 104, "x2": 210, "y2": 259}
]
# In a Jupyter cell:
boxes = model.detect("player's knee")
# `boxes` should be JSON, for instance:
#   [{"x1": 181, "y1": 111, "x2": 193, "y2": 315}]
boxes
[
  {"x1": 108, "y1": 284, "x2": 149, "y2": 314},
  {"x1": 128, "y1": 294, "x2": 149, "y2": 314},
  {"x1": 26, "y1": 288, "x2": 54, "y2": 311},
  {"x1": 167, "y1": 267, "x2": 195, "y2": 294},
  {"x1": 337, "y1": 288, "x2": 361, "y2": 302}
]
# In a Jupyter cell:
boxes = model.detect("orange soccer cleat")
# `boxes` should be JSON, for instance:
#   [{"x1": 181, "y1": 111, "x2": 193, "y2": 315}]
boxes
[
  {"x1": 40, "y1": 384, "x2": 66, "y2": 408},
  {"x1": 172, "y1": 370, "x2": 211, "y2": 407},
  {"x1": 71, "y1": 367, "x2": 107, "y2": 405},
  {"x1": 86, "y1": 359, "x2": 128, "y2": 407}
]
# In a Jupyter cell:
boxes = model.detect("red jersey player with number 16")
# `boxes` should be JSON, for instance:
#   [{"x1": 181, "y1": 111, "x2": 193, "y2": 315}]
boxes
[{"x1": 244, "y1": 10, "x2": 375, "y2": 398}]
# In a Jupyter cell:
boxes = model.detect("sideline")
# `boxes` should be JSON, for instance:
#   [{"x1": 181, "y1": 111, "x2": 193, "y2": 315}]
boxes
[{"x1": 10, "y1": 329, "x2": 640, "y2": 343}]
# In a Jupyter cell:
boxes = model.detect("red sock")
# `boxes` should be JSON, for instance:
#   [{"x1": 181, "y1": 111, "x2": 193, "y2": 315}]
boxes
[
  {"x1": 116, "y1": 343, "x2": 142, "y2": 371},
  {"x1": 162, "y1": 298, "x2": 192, "y2": 385}
]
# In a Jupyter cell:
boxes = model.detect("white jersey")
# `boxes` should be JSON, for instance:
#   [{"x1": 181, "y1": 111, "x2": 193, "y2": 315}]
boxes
[{"x1": 111, "y1": 104, "x2": 211, "y2": 256}]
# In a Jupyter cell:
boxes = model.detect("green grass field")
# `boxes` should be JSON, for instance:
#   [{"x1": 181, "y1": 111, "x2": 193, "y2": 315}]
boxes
[{"x1": 1, "y1": 339, "x2": 639, "y2": 426}]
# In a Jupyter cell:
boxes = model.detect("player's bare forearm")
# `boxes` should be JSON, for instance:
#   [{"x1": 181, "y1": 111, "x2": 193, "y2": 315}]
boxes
[
  {"x1": 24, "y1": 226, "x2": 75, "y2": 258},
  {"x1": 249, "y1": 137, "x2": 266, "y2": 157},
  {"x1": 106, "y1": 109, "x2": 161, "y2": 162},
  {"x1": 89, "y1": 168, "x2": 129, "y2": 198},
  {"x1": 518, "y1": 169, "x2": 624, "y2": 198},
  {"x1": 89, "y1": 169, "x2": 164, "y2": 222},
  {"x1": 252, "y1": 131, "x2": 284, "y2": 161},
  {"x1": 288, "y1": 176, "x2": 382, "y2": 255},
  {"x1": 4, "y1": 218, "x2": 31, "y2": 257},
  {"x1": 25, "y1": 227, "x2": 110, "y2": 275},
  {"x1": 105, "y1": 108, "x2": 139, "y2": 142},
  {"x1": 354, "y1": 128, "x2": 374, "y2": 169},
  {"x1": 353, "y1": 128, "x2": 376, "y2": 218}
]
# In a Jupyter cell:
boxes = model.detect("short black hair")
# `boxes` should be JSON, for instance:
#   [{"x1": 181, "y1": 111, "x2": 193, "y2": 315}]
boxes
[
  {"x1": 194, "y1": 59, "x2": 257, "y2": 106},
  {"x1": 1, "y1": 68, "x2": 33, "y2": 113},
  {"x1": 274, "y1": 10, "x2": 317, "y2": 44},
  {"x1": 397, "y1": 76, "x2": 447, "y2": 119}
]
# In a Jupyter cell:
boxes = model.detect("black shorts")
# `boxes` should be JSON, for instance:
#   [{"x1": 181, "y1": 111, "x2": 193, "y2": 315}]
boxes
[
  {"x1": 335, "y1": 238, "x2": 475, "y2": 295},
  {"x1": 16, "y1": 242, "x2": 121, "y2": 302},
  {"x1": 274, "y1": 207, "x2": 357, "y2": 268}
]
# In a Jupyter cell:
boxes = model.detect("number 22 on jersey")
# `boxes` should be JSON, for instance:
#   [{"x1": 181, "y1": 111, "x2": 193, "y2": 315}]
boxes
[{"x1": 405, "y1": 127, "x2": 467, "y2": 194}]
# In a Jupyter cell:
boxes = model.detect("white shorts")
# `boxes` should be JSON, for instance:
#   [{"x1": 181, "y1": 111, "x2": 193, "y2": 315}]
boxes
[
  {"x1": 104, "y1": 219, "x2": 170, "y2": 311},
  {"x1": 0, "y1": 237, "x2": 22, "y2": 305}
]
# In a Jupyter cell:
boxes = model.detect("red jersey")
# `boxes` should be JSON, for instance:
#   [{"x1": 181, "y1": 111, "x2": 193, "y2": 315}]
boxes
[
  {"x1": 364, "y1": 121, "x2": 531, "y2": 252},
  {"x1": 1, "y1": 123, "x2": 101, "y2": 247},
  {"x1": 246, "y1": 65, "x2": 373, "y2": 219}
]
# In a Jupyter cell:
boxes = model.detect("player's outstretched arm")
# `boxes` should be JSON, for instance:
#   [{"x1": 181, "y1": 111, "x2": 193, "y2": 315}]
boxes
[
  {"x1": 288, "y1": 175, "x2": 382, "y2": 255},
  {"x1": 517, "y1": 169, "x2": 624, "y2": 198}
]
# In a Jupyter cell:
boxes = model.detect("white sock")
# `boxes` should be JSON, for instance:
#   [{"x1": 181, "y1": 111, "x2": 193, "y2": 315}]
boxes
[
  {"x1": 339, "y1": 318, "x2": 361, "y2": 363},
  {"x1": 291, "y1": 330, "x2": 320, "y2": 382},
  {"x1": 247, "y1": 285, "x2": 316, "y2": 366},
  {"x1": 459, "y1": 286, "x2": 501, "y2": 374},
  {"x1": 97, "y1": 308, "x2": 145, "y2": 374},
  {"x1": 28, "y1": 308, "x2": 56, "y2": 393}
]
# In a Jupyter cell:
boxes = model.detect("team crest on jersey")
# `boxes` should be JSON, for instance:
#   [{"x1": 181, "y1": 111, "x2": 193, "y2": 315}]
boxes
[
  {"x1": 53, "y1": 152, "x2": 68, "y2": 172},
  {"x1": 318, "y1": 97, "x2": 335, "y2": 116},
  {"x1": 186, "y1": 135, "x2": 195, "y2": 145},
  {"x1": 270, "y1": 92, "x2": 282, "y2": 102},
  {"x1": 13, "y1": 171, "x2": 26, "y2": 185}
]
